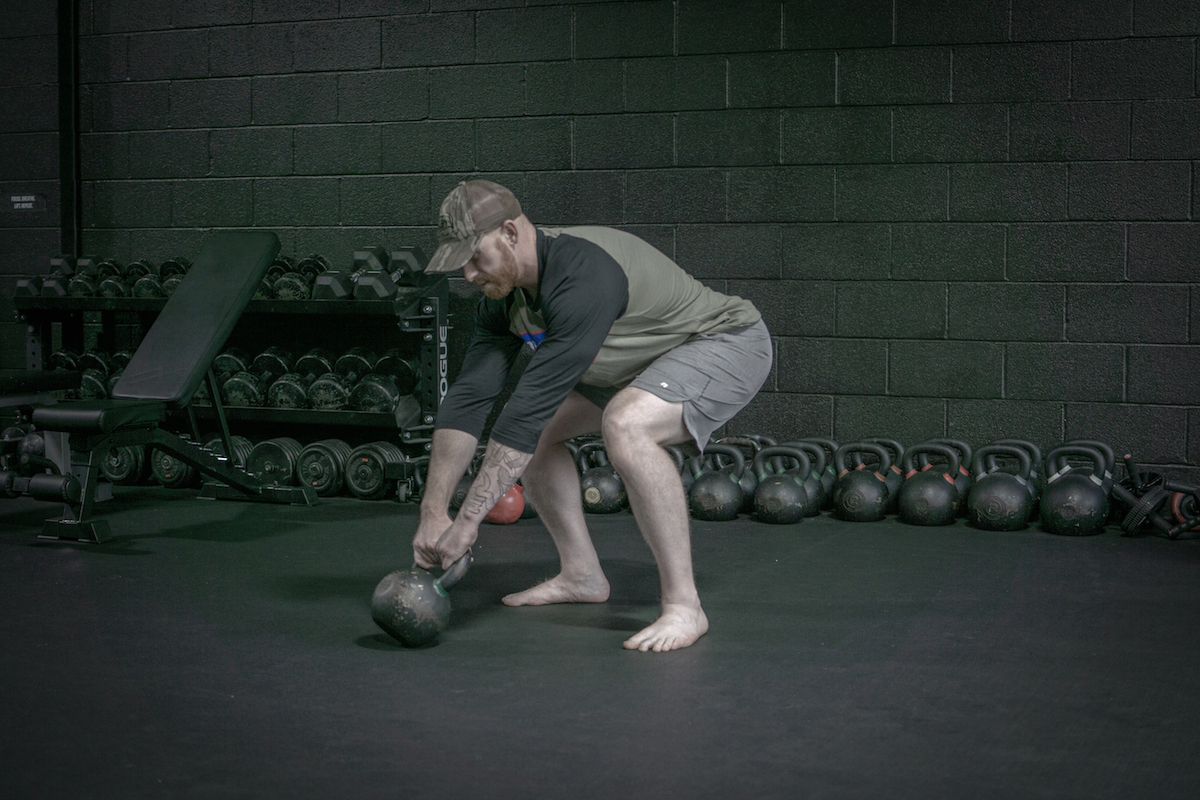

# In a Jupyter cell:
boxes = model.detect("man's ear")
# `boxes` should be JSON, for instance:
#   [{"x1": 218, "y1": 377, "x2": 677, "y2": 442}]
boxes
[{"x1": 500, "y1": 218, "x2": 520, "y2": 248}]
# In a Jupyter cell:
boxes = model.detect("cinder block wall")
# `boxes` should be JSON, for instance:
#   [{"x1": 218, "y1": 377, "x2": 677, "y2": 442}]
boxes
[
  {"x1": 0, "y1": 0, "x2": 60, "y2": 363},
  {"x1": 3, "y1": 1, "x2": 1199, "y2": 480}
]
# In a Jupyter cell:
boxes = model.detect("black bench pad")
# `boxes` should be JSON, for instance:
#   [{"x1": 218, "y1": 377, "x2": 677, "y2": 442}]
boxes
[{"x1": 33, "y1": 399, "x2": 167, "y2": 434}]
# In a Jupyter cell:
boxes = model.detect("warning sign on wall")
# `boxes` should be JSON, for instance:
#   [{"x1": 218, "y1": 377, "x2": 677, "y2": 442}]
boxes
[{"x1": 6, "y1": 194, "x2": 47, "y2": 212}]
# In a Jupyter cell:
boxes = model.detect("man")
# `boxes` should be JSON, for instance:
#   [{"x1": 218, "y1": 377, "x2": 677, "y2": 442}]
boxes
[{"x1": 412, "y1": 180, "x2": 772, "y2": 653}]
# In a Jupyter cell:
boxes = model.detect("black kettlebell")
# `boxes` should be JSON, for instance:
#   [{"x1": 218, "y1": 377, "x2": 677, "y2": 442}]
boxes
[
  {"x1": 1065, "y1": 438, "x2": 1116, "y2": 517},
  {"x1": 921, "y1": 439, "x2": 973, "y2": 511},
  {"x1": 799, "y1": 437, "x2": 838, "y2": 508},
  {"x1": 576, "y1": 441, "x2": 626, "y2": 514},
  {"x1": 832, "y1": 442, "x2": 892, "y2": 522},
  {"x1": 371, "y1": 551, "x2": 471, "y2": 647},
  {"x1": 987, "y1": 438, "x2": 1043, "y2": 519},
  {"x1": 863, "y1": 438, "x2": 905, "y2": 512},
  {"x1": 1040, "y1": 445, "x2": 1110, "y2": 536},
  {"x1": 751, "y1": 445, "x2": 812, "y2": 525},
  {"x1": 968, "y1": 444, "x2": 1034, "y2": 531},
  {"x1": 897, "y1": 443, "x2": 962, "y2": 526},
  {"x1": 665, "y1": 444, "x2": 693, "y2": 493},
  {"x1": 688, "y1": 443, "x2": 745, "y2": 521},
  {"x1": 786, "y1": 441, "x2": 827, "y2": 515},
  {"x1": 715, "y1": 436, "x2": 762, "y2": 514}
]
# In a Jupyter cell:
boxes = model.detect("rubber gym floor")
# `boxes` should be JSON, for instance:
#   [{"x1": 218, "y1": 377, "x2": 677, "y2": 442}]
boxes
[{"x1": 1, "y1": 487, "x2": 1197, "y2": 800}]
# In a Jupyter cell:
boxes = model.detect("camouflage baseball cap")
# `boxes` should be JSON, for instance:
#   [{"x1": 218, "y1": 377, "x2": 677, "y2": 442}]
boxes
[{"x1": 426, "y1": 180, "x2": 523, "y2": 273}]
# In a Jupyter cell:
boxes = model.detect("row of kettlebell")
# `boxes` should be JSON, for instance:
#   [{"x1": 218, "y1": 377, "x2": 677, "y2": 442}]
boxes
[
  {"x1": 828, "y1": 438, "x2": 1115, "y2": 536},
  {"x1": 673, "y1": 435, "x2": 1116, "y2": 536}
]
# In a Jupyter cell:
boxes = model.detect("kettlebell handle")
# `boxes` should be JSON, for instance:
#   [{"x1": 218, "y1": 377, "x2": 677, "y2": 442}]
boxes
[
  {"x1": 413, "y1": 550, "x2": 472, "y2": 591},
  {"x1": 702, "y1": 443, "x2": 745, "y2": 479},
  {"x1": 973, "y1": 444, "x2": 1032, "y2": 481},
  {"x1": 1065, "y1": 438, "x2": 1115, "y2": 485},
  {"x1": 785, "y1": 441, "x2": 827, "y2": 478},
  {"x1": 901, "y1": 443, "x2": 960, "y2": 479},
  {"x1": 1044, "y1": 445, "x2": 1106, "y2": 484},
  {"x1": 834, "y1": 442, "x2": 891, "y2": 477},
  {"x1": 752, "y1": 445, "x2": 811, "y2": 482},
  {"x1": 575, "y1": 440, "x2": 608, "y2": 474}
]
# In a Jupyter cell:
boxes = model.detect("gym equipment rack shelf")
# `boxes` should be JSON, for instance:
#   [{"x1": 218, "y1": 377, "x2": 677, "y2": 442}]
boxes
[{"x1": 14, "y1": 275, "x2": 449, "y2": 449}]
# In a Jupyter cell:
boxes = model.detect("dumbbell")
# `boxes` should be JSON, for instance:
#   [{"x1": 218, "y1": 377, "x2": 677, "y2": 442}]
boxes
[
  {"x1": 353, "y1": 246, "x2": 427, "y2": 300},
  {"x1": 269, "y1": 347, "x2": 340, "y2": 408},
  {"x1": 311, "y1": 248, "x2": 380, "y2": 300},
  {"x1": 0, "y1": 422, "x2": 32, "y2": 471},
  {"x1": 106, "y1": 352, "x2": 133, "y2": 398},
  {"x1": 375, "y1": 348, "x2": 419, "y2": 395},
  {"x1": 84, "y1": 349, "x2": 130, "y2": 398},
  {"x1": 349, "y1": 374, "x2": 403, "y2": 413},
  {"x1": 212, "y1": 347, "x2": 252, "y2": 383},
  {"x1": 67, "y1": 258, "x2": 112, "y2": 297},
  {"x1": 221, "y1": 347, "x2": 294, "y2": 407},
  {"x1": 268, "y1": 374, "x2": 314, "y2": 409},
  {"x1": 350, "y1": 347, "x2": 420, "y2": 413},
  {"x1": 132, "y1": 257, "x2": 189, "y2": 298},
  {"x1": 77, "y1": 350, "x2": 113, "y2": 400},
  {"x1": 46, "y1": 255, "x2": 96, "y2": 296},
  {"x1": 254, "y1": 256, "x2": 295, "y2": 300},
  {"x1": 296, "y1": 438, "x2": 354, "y2": 496},
  {"x1": 48, "y1": 349, "x2": 79, "y2": 371},
  {"x1": 246, "y1": 437, "x2": 303, "y2": 486},
  {"x1": 99, "y1": 259, "x2": 155, "y2": 298},
  {"x1": 309, "y1": 347, "x2": 376, "y2": 411},
  {"x1": 285, "y1": 348, "x2": 336, "y2": 410},
  {"x1": 272, "y1": 254, "x2": 330, "y2": 300},
  {"x1": 16, "y1": 255, "x2": 77, "y2": 297},
  {"x1": 160, "y1": 257, "x2": 191, "y2": 296}
]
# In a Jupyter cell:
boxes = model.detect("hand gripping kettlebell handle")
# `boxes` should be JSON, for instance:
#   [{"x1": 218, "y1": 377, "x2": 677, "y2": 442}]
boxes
[{"x1": 433, "y1": 550, "x2": 472, "y2": 591}]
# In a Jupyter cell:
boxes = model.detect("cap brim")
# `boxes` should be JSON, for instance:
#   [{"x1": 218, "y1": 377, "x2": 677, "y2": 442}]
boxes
[{"x1": 426, "y1": 233, "x2": 483, "y2": 273}]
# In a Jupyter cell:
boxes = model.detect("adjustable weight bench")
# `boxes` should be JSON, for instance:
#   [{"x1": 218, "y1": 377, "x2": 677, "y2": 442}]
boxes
[{"x1": 33, "y1": 231, "x2": 316, "y2": 544}]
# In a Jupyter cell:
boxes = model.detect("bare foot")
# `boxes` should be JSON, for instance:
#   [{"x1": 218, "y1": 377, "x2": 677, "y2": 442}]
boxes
[
  {"x1": 623, "y1": 603, "x2": 709, "y2": 653},
  {"x1": 502, "y1": 573, "x2": 610, "y2": 606}
]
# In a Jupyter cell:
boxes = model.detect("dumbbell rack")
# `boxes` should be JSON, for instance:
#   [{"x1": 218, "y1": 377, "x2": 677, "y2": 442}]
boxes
[{"x1": 14, "y1": 274, "x2": 449, "y2": 452}]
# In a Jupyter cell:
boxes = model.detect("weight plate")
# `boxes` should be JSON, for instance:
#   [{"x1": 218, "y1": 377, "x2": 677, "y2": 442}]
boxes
[
  {"x1": 297, "y1": 439, "x2": 353, "y2": 496},
  {"x1": 245, "y1": 437, "x2": 303, "y2": 486},
  {"x1": 101, "y1": 445, "x2": 147, "y2": 485},
  {"x1": 203, "y1": 435, "x2": 254, "y2": 469},
  {"x1": 345, "y1": 441, "x2": 405, "y2": 500},
  {"x1": 150, "y1": 448, "x2": 196, "y2": 488}
]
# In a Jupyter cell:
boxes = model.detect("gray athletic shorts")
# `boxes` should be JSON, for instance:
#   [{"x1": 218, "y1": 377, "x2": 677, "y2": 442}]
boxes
[{"x1": 575, "y1": 318, "x2": 773, "y2": 451}]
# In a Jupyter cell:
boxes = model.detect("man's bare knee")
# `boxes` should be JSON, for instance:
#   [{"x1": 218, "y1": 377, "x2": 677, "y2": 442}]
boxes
[{"x1": 602, "y1": 390, "x2": 687, "y2": 472}]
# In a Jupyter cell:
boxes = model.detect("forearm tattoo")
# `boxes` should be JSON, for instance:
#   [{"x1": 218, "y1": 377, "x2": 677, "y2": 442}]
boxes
[{"x1": 464, "y1": 442, "x2": 532, "y2": 517}]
